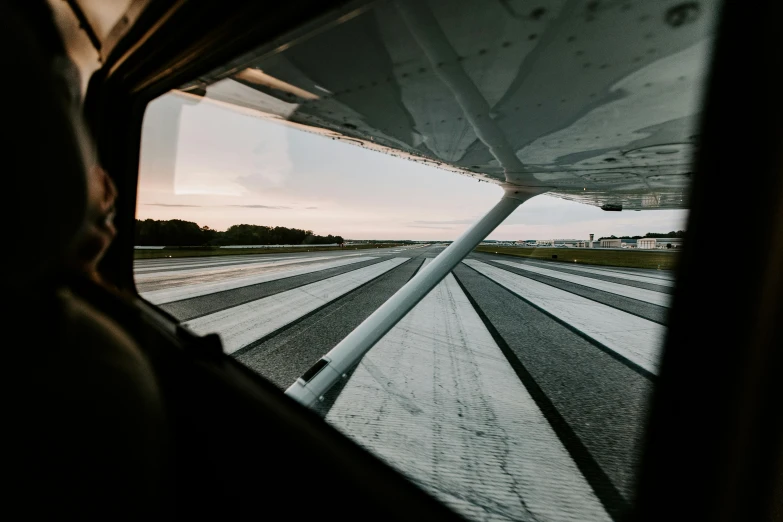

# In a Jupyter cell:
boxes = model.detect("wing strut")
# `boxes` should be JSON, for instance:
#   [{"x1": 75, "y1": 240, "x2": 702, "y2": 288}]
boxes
[
  {"x1": 287, "y1": 0, "x2": 553, "y2": 408},
  {"x1": 286, "y1": 186, "x2": 544, "y2": 407}
]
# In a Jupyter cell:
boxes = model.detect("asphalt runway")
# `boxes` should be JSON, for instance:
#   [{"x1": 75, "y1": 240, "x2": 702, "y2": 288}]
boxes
[{"x1": 135, "y1": 245, "x2": 672, "y2": 522}]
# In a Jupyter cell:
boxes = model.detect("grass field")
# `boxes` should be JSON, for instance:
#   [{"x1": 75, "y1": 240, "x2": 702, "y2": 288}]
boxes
[
  {"x1": 474, "y1": 246, "x2": 679, "y2": 270},
  {"x1": 134, "y1": 243, "x2": 407, "y2": 260}
]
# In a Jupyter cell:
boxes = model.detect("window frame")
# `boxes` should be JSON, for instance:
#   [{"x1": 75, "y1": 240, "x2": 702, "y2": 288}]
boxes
[{"x1": 84, "y1": 1, "x2": 783, "y2": 520}]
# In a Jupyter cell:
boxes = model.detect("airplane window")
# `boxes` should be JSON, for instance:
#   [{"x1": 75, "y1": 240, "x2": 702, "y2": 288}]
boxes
[{"x1": 135, "y1": 1, "x2": 718, "y2": 519}]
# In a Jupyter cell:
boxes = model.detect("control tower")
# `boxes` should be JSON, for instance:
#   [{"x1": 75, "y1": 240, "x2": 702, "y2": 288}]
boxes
[{"x1": 589, "y1": 233, "x2": 594, "y2": 248}]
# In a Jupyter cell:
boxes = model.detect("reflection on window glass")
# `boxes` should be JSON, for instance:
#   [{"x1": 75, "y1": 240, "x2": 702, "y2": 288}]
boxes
[{"x1": 135, "y1": 0, "x2": 717, "y2": 519}]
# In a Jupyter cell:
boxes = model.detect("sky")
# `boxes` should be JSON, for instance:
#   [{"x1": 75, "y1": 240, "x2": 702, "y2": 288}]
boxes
[{"x1": 137, "y1": 93, "x2": 688, "y2": 241}]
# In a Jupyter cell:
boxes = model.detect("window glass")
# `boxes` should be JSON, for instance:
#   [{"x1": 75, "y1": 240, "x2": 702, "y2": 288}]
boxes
[{"x1": 136, "y1": 1, "x2": 717, "y2": 519}]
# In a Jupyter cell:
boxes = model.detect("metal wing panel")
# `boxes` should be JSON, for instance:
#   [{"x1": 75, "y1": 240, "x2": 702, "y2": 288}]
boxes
[{"x1": 191, "y1": 0, "x2": 719, "y2": 210}]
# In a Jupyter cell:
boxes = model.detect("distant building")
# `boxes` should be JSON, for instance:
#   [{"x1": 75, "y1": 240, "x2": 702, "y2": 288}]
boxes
[
  {"x1": 511, "y1": 239, "x2": 610, "y2": 248},
  {"x1": 600, "y1": 238, "x2": 622, "y2": 248},
  {"x1": 649, "y1": 238, "x2": 684, "y2": 249},
  {"x1": 637, "y1": 238, "x2": 657, "y2": 249},
  {"x1": 551, "y1": 239, "x2": 581, "y2": 247}
]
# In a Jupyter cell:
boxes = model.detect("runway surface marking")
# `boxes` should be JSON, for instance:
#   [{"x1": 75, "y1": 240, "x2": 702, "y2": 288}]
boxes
[
  {"x1": 514, "y1": 260, "x2": 677, "y2": 287},
  {"x1": 136, "y1": 251, "x2": 372, "y2": 270},
  {"x1": 327, "y1": 261, "x2": 610, "y2": 522},
  {"x1": 491, "y1": 260, "x2": 672, "y2": 308},
  {"x1": 464, "y1": 260, "x2": 664, "y2": 375},
  {"x1": 133, "y1": 255, "x2": 304, "y2": 273},
  {"x1": 136, "y1": 249, "x2": 670, "y2": 521},
  {"x1": 140, "y1": 256, "x2": 376, "y2": 305},
  {"x1": 577, "y1": 265, "x2": 675, "y2": 282},
  {"x1": 135, "y1": 255, "x2": 342, "y2": 281},
  {"x1": 184, "y1": 257, "x2": 407, "y2": 354}
]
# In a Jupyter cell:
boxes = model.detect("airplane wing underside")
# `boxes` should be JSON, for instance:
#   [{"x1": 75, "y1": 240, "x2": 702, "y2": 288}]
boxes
[{"x1": 182, "y1": 0, "x2": 718, "y2": 211}]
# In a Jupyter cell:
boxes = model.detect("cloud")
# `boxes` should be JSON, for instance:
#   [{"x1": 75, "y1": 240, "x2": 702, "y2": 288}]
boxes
[
  {"x1": 145, "y1": 203, "x2": 202, "y2": 207},
  {"x1": 411, "y1": 218, "x2": 475, "y2": 225},
  {"x1": 227, "y1": 204, "x2": 291, "y2": 209},
  {"x1": 144, "y1": 203, "x2": 291, "y2": 209},
  {"x1": 305, "y1": 206, "x2": 319, "y2": 210},
  {"x1": 172, "y1": 100, "x2": 293, "y2": 196},
  {"x1": 408, "y1": 224, "x2": 458, "y2": 230}
]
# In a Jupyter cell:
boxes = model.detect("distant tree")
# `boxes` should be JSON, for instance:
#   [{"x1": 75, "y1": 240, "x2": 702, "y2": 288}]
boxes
[
  {"x1": 645, "y1": 230, "x2": 686, "y2": 238},
  {"x1": 134, "y1": 218, "x2": 205, "y2": 246},
  {"x1": 201, "y1": 225, "x2": 218, "y2": 244},
  {"x1": 135, "y1": 219, "x2": 343, "y2": 247},
  {"x1": 599, "y1": 230, "x2": 685, "y2": 241}
]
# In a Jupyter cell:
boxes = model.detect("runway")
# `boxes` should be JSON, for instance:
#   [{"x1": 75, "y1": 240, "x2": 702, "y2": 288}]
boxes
[{"x1": 135, "y1": 245, "x2": 672, "y2": 521}]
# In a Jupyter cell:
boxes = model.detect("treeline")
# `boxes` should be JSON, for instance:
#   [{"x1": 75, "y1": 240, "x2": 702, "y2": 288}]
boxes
[
  {"x1": 135, "y1": 219, "x2": 344, "y2": 246},
  {"x1": 599, "y1": 230, "x2": 685, "y2": 241}
]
